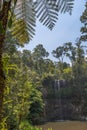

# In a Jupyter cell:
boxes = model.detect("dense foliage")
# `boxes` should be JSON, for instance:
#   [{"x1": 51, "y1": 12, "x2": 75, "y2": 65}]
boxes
[
  {"x1": 0, "y1": 1, "x2": 74, "y2": 122},
  {"x1": 2, "y1": 35, "x2": 87, "y2": 129},
  {"x1": 0, "y1": 1, "x2": 87, "y2": 130}
]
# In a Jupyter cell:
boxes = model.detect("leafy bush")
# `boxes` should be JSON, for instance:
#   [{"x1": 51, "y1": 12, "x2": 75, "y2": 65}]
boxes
[{"x1": 19, "y1": 120, "x2": 42, "y2": 130}]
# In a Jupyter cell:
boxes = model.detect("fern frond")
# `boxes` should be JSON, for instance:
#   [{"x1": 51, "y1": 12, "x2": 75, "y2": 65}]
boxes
[
  {"x1": 34, "y1": 0, "x2": 59, "y2": 30},
  {"x1": 13, "y1": 0, "x2": 36, "y2": 40},
  {"x1": 57, "y1": 0, "x2": 74, "y2": 14},
  {"x1": 34, "y1": 0, "x2": 74, "y2": 30},
  {"x1": 11, "y1": 19, "x2": 29, "y2": 45},
  {"x1": 6, "y1": 0, "x2": 74, "y2": 42},
  {"x1": 80, "y1": 35, "x2": 87, "y2": 41}
]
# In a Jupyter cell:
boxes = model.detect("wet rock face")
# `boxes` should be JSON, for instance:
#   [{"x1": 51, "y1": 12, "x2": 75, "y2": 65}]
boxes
[
  {"x1": 42, "y1": 79, "x2": 69, "y2": 121},
  {"x1": 44, "y1": 98, "x2": 72, "y2": 121},
  {"x1": 42, "y1": 79, "x2": 82, "y2": 121},
  {"x1": 44, "y1": 99, "x2": 82, "y2": 121}
]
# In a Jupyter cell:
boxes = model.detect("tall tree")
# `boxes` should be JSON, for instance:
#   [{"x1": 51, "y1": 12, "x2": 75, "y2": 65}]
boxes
[
  {"x1": 52, "y1": 46, "x2": 65, "y2": 62},
  {"x1": 64, "y1": 42, "x2": 76, "y2": 66},
  {"x1": 0, "y1": 1, "x2": 11, "y2": 121},
  {"x1": 32, "y1": 44, "x2": 49, "y2": 75},
  {"x1": 80, "y1": 2, "x2": 87, "y2": 41},
  {"x1": 73, "y1": 39, "x2": 85, "y2": 80},
  {"x1": 0, "y1": 0, "x2": 74, "y2": 121},
  {"x1": 22, "y1": 50, "x2": 33, "y2": 69}
]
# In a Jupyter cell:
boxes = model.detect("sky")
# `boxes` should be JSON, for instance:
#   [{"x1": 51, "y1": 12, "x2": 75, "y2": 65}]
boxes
[{"x1": 20, "y1": 0, "x2": 86, "y2": 62}]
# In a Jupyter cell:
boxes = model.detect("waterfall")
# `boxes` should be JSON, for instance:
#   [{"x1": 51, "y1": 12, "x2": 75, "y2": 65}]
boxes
[
  {"x1": 54, "y1": 80, "x2": 63, "y2": 120},
  {"x1": 57, "y1": 80, "x2": 63, "y2": 120},
  {"x1": 54, "y1": 80, "x2": 57, "y2": 95}
]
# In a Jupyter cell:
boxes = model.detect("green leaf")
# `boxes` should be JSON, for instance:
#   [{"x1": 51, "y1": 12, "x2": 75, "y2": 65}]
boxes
[{"x1": 8, "y1": 17, "x2": 12, "y2": 28}]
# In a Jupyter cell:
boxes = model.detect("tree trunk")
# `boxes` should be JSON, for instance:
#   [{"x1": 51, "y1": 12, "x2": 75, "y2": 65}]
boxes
[
  {"x1": 0, "y1": 39, "x2": 4, "y2": 121},
  {"x1": 0, "y1": 1, "x2": 11, "y2": 122}
]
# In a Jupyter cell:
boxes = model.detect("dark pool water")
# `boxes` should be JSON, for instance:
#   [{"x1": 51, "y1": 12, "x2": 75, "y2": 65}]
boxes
[{"x1": 38, "y1": 121, "x2": 87, "y2": 130}]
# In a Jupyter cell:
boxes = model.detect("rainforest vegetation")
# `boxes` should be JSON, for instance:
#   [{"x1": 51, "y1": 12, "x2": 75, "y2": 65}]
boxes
[{"x1": 0, "y1": 0, "x2": 87, "y2": 130}]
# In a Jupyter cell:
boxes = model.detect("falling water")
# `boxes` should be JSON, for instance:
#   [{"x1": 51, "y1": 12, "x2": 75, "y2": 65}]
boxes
[
  {"x1": 57, "y1": 80, "x2": 63, "y2": 120},
  {"x1": 54, "y1": 80, "x2": 63, "y2": 120}
]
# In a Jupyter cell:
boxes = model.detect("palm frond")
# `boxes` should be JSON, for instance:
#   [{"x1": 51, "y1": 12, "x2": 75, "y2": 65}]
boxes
[{"x1": 13, "y1": 0, "x2": 36, "y2": 40}]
